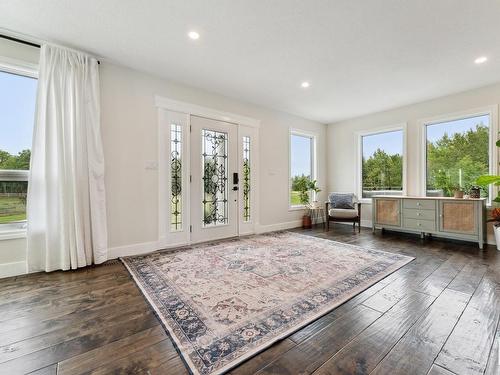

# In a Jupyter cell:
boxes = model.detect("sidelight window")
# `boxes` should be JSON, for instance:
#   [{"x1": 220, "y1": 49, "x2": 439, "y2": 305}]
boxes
[{"x1": 170, "y1": 123, "x2": 182, "y2": 231}]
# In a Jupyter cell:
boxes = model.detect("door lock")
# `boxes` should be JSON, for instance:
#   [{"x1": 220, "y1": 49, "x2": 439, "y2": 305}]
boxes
[{"x1": 232, "y1": 186, "x2": 239, "y2": 191}]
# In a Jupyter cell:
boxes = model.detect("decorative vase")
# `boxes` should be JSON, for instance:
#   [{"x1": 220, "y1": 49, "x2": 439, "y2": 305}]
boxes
[
  {"x1": 453, "y1": 190, "x2": 464, "y2": 199},
  {"x1": 494, "y1": 224, "x2": 500, "y2": 251},
  {"x1": 470, "y1": 186, "x2": 481, "y2": 198},
  {"x1": 302, "y1": 215, "x2": 312, "y2": 229}
]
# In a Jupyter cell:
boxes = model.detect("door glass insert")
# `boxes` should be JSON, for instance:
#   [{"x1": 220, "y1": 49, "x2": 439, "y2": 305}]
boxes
[
  {"x1": 202, "y1": 129, "x2": 228, "y2": 226},
  {"x1": 170, "y1": 123, "x2": 182, "y2": 231},
  {"x1": 243, "y1": 136, "x2": 251, "y2": 222}
]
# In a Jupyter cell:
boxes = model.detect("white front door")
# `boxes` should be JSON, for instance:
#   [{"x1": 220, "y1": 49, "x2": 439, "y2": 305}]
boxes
[{"x1": 190, "y1": 115, "x2": 239, "y2": 243}]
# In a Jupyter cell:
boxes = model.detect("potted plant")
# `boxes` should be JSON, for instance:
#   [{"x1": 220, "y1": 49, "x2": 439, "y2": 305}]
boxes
[
  {"x1": 452, "y1": 185, "x2": 464, "y2": 199},
  {"x1": 476, "y1": 138, "x2": 500, "y2": 250},
  {"x1": 488, "y1": 208, "x2": 500, "y2": 250},
  {"x1": 297, "y1": 178, "x2": 321, "y2": 228},
  {"x1": 309, "y1": 179, "x2": 321, "y2": 208}
]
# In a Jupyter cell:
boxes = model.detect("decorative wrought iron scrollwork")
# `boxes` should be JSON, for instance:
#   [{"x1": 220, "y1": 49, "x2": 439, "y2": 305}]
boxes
[
  {"x1": 243, "y1": 136, "x2": 251, "y2": 222},
  {"x1": 202, "y1": 130, "x2": 228, "y2": 226},
  {"x1": 171, "y1": 124, "x2": 182, "y2": 231}
]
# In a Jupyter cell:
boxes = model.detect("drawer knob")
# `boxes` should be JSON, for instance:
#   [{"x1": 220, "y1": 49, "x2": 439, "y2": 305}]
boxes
[
  {"x1": 417, "y1": 213, "x2": 421, "y2": 216},
  {"x1": 418, "y1": 223, "x2": 422, "y2": 226}
]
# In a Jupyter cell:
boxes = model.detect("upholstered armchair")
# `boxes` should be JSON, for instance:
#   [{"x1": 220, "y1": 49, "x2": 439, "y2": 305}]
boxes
[{"x1": 325, "y1": 193, "x2": 362, "y2": 232}]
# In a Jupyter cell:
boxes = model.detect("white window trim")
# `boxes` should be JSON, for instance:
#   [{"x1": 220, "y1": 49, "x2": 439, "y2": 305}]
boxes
[
  {"x1": 0, "y1": 63, "x2": 37, "y2": 239},
  {"x1": 356, "y1": 124, "x2": 408, "y2": 204},
  {"x1": 418, "y1": 105, "x2": 499, "y2": 206},
  {"x1": 0, "y1": 59, "x2": 38, "y2": 79},
  {"x1": 289, "y1": 129, "x2": 318, "y2": 210}
]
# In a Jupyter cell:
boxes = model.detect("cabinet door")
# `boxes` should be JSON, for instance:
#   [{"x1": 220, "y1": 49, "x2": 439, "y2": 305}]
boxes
[
  {"x1": 439, "y1": 201, "x2": 477, "y2": 235},
  {"x1": 375, "y1": 199, "x2": 401, "y2": 227}
]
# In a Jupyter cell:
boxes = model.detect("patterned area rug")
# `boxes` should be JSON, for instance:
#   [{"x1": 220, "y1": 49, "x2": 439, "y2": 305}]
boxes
[{"x1": 122, "y1": 231, "x2": 413, "y2": 375}]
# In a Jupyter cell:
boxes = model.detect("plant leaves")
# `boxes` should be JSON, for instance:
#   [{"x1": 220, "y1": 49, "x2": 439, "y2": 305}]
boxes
[{"x1": 476, "y1": 175, "x2": 500, "y2": 185}]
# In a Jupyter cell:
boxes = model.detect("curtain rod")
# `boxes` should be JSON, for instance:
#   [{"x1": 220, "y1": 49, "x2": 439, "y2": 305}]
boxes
[
  {"x1": 0, "y1": 33, "x2": 40, "y2": 48},
  {"x1": 0, "y1": 34, "x2": 101, "y2": 64}
]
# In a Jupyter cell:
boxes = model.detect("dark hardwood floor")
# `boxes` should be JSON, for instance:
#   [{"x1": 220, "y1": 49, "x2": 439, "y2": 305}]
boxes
[{"x1": 0, "y1": 224, "x2": 499, "y2": 375}]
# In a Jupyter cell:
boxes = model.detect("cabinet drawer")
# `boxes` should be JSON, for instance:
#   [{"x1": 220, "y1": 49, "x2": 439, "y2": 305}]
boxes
[
  {"x1": 404, "y1": 218, "x2": 436, "y2": 231},
  {"x1": 403, "y1": 209, "x2": 436, "y2": 221},
  {"x1": 403, "y1": 199, "x2": 436, "y2": 210}
]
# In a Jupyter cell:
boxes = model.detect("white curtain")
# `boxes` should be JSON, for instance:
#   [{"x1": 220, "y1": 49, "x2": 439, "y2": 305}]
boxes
[{"x1": 27, "y1": 44, "x2": 108, "y2": 272}]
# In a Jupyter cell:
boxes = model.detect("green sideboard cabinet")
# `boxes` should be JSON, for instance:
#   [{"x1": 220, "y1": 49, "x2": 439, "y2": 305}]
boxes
[{"x1": 372, "y1": 196, "x2": 486, "y2": 249}]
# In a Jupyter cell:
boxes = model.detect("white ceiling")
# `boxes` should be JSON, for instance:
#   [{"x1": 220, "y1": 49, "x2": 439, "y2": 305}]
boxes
[{"x1": 2, "y1": 0, "x2": 500, "y2": 123}]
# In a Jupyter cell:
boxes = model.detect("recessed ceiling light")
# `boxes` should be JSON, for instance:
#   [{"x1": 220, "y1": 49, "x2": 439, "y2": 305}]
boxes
[
  {"x1": 301, "y1": 81, "x2": 310, "y2": 88},
  {"x1": 474, "y1": 56, "x2": 488, "y2": 64},
  {"x1": 188, "y1": 31, "x2": 200, "y2": 40}
]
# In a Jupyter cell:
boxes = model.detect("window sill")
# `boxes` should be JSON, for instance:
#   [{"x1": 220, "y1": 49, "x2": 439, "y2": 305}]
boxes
[
  {"x1": 289, "y1": 205, "x2": 307, "y2": 212},
  {"x1": 0, "y1": 223, "x2": 27, "y2": 241},
  {"x1": 0, "y1": 229, "x2": 26, "y2": 241}
]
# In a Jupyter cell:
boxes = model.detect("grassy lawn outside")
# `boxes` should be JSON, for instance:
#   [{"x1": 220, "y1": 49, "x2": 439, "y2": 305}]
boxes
[
  {"x1": 290, "y1": 190, "x2": 301, "y2": 206},
  {"x1": 0, "y1": 196, "x2": 27, "y2": 224}
]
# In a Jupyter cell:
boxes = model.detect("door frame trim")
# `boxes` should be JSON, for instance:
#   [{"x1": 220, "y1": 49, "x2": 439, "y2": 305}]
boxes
[
  {"x1": 156, "y1": 95, "x2": 260, "y2": 247},
  {"x1": 155, "y1": 96, "x2": 261, "y2": 128}
]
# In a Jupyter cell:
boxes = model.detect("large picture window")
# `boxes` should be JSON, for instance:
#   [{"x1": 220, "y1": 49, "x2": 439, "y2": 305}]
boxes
[
  {"x1": 360, "y1": 129, "x2": 404, "y2": 199},
  {"x1": 290, "y1": 131, "x2": 316, "y2": 207},
  {"x1": 0, "y1": 70, "x2": 37, "y2": 228},
  {"x1": 425, "y1": 113, "x2": 490, "y2": 199}
]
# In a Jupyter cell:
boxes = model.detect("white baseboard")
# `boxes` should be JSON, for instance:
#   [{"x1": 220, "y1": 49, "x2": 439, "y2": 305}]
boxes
[
  {"x1": 255, "y1": 220, "x2": 302, "y2": 234},
  {"x1": 108, "y1": 220, "x2": 304, "y2": 259},
  {"x1": 360, "y1": 219, "x2": 373, "y2": 228},
  {"x1": 107, "y1": 240, "x2": 173, "y2": 259},
  {"x1": 0, "y1": 261, "x2": 27, "y2": 278},
  {"x1": 105, "y1": 217, "x2": 500, "y2": 259}
]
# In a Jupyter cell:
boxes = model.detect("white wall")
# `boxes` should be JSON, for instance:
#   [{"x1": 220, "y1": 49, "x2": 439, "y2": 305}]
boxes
[
  {"x1": 100, "y1": 63, "x2": 327, "y2": 251},
  {"x1": 0, "y1": 237, "x2": 27, "y2": 277},
  {"x1": 327, "y1": 82, "x2": 500, "y2": 240}
]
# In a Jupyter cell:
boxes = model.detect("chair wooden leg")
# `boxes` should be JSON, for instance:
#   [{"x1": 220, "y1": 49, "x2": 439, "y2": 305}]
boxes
[
  {"x1": 358, "y1": 219, "x2": 361, "y2": 233},
  {"x1": 326, "y1": 218, "x2": 329, "y2": 231}
]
